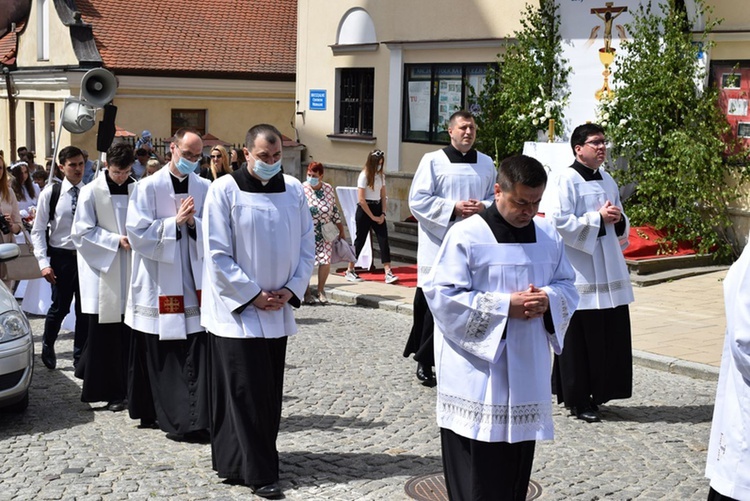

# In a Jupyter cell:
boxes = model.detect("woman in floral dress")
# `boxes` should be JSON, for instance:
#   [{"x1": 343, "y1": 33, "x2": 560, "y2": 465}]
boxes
[{"x1": 302, "y1": 162, "x2": 345, "y2": 303}]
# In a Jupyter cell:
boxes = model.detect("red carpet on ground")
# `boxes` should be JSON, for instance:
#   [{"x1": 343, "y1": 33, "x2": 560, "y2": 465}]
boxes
[{"x1": 336, "y1": 266, "x2": 418, "y2": 288}]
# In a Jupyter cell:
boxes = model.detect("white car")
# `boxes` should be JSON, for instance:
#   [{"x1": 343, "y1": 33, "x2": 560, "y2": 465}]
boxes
[{"x1": 0, "y1": 243, "x2": 33, "y2": 412}]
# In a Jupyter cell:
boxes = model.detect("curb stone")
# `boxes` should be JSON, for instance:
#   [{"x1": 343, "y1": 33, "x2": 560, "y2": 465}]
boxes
[{"x1": 324, "y1": 286, "x2": 720, "y2": 382}]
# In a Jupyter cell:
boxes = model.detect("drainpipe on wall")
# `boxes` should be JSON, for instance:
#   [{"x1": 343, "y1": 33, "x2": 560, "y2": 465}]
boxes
[{"x1": 3, "y1": 66, "x2": 17, "y2": 163}]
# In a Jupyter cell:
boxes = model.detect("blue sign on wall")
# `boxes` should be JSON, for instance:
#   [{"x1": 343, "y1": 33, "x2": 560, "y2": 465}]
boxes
[{"x1": 309, "y1": 89, "x2": 327, "y2": 111}]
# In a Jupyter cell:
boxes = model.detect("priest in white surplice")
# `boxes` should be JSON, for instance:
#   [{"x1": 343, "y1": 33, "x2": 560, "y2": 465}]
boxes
[
  {"x1": 705, "y1": 241, "x2": 750, "y2": 501},
  {"x1": 125, "y1": 127, "x2": 211, "y2": 439},
  {"x1": 404, "y1": 110, "x2": 496, "y2": 386},
  {"x1": 424, "y1": 155, "x2": 578, "y2": 501},
  {"x1": 72, "y1": 143, "x2": 136, "y2": 412},
  {"x1": 544, "y1": 123, "x2": 634, "y2": 424},
  {"x1": 202, "y1": 124, "x2": 314, "y2": 499}
]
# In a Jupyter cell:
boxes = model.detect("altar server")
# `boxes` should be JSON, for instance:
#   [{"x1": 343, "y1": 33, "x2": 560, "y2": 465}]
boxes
[
  {"x1": 424, "y1": 155, "x2": 578, "y2": 500},
  {"x1": 403, "y1": 110, "x2": 496, "y2": 385},
  {"x1": 72, "y1": 143, "x2": 136, "y2": 411},
  {"x1": 705, "y1": 241, "x2": 750, "y2": 501},
  {"x1": 202, "y1": 124, "x2": 314, "y2": 499},
  {"x1": 544, "y1": 123, "x2": 634, "y2": 423},
  {"x1": 125, "y1": 127, "x2": 211, "y2": 439}
]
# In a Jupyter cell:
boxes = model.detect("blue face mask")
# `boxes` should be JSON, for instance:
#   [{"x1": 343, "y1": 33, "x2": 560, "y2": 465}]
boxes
[
  {"x1": 176, "y1": 156, "x2": 199, "y2": 175},
  {"x1": 307, "y1": 176, "x2": 319, "y2": 186},
  {"x1": 252, "y1": 155, "x2": 282, "y2": 180}
]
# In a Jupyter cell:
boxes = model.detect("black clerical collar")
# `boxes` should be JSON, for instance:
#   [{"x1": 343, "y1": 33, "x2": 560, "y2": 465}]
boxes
[
  {"x1": 442, "y1": 145, "x2": 478, "y2": 164},
  {"x1": 231, "y1": 167, "x2": 286, "y2": 193},
  {"x1": 480, "y1": 203, "x2": 536, "y2": 243},
  {"x1": 169, "y1": 170, "x2": 189, "y2": 194},
  {"x1": 105, "y1": 172, "x2": 134, "y2": 195},
  {"x1": 571, "y1": 160, "x2": 603, "y2": 181}
]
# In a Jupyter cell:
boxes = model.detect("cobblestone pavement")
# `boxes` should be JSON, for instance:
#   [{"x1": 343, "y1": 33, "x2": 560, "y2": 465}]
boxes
[{"x1": 0, "y1": 304, "x2": 716, "y2": 500}]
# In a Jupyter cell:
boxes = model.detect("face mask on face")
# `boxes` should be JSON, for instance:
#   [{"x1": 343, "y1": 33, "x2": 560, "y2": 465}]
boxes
[
  {"x1": 251, "y1": 155, "x2": 282, "y2": 180},
  {"x1": 307, "y1": 176, "x2": 319, "y2": 186},
  {"x1": 176, "y1": 156, "x2": 199, "y2": 175}
]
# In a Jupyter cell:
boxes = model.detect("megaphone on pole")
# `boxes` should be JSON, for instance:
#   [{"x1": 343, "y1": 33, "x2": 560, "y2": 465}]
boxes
[
  {"x1": 49, "y1": 67, "x2": 119, "y2": 184},
  {"x1": 80, "y1": 68, "x2": 118, "y2": 107}
]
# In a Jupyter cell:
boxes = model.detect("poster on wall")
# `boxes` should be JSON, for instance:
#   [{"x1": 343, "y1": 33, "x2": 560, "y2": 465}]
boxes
[
  {"x1": 712, "y1": 64, "x2": 750, "y2": 147},
  {"x1": 408, "y1": 81, "x2": 431, "y2": 132},
  {"x1": 556, "y1": 1, "x2": 698, "y2": 139},
  {"x1": 437, "y1": 80, "x2": 462, "y2": 133}
]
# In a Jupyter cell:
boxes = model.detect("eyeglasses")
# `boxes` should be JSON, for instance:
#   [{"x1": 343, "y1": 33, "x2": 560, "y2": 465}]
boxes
[
  {"x1": 584, "y1": 140, "x2": 607, "y2": 148},
  {"x1": 371, "y1": 150, "x2": 384, "y2": 158},
  {"x1": 210, "y1": 155, "x2": 222, "y2": 159},
  {"x1": 176, "y1": 147, "x2": 202, "y2": 162}
]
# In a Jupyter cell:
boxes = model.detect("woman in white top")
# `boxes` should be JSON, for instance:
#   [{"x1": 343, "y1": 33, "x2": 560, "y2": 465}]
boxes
[
  {"x1": 345, "y1": 149, "x2": 399, "y2": 284},
  {"x1": 10, "y1": 161, "x2": 40, "y2": 213}
]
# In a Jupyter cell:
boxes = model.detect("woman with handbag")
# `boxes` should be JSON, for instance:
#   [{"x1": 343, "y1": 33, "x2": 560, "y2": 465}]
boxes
[
  {"x1": 303, "y1": 162, "x2": 345, "y2": 304},
  {"x1": 345, "y1": 149, "x2": 399, "y2": 284}
]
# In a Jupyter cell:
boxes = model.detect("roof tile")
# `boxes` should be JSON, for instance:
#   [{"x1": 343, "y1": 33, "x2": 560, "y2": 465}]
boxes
[{"x1": 76, "y1": 0, "x2": 296, "y2": 78}]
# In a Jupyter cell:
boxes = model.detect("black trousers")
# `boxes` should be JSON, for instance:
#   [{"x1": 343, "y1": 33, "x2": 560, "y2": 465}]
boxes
[
  {"x1": 353, "y1": 201, "x2": 391, "y2": 264},
  {"x1": 209, "y1": 335, "x2": 287, "y2": 485},
  {"x1": 707, "y1": 487, "x2": 740, "y2": 501},
  {"x1": 441, "y1": 428, "x2": 535, "y2": 501},
  {"x1": 42, "y1": 248, "x2": 88, "y2": 362},
  {"x1": 402, "y1": 287, "x2": 435, "y2": 367}
]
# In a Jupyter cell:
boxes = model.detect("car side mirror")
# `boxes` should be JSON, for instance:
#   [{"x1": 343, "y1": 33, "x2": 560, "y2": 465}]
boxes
[{"x1": 0, "y1": 243, "x2": 21, "y2": 262}]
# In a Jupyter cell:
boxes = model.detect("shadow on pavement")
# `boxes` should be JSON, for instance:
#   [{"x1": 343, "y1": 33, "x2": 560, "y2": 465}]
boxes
[
  {"x1": 601, "y1": 404, "x2": 714, "y2": 424},
  {"x1": 282, "y1": 413, "x2": 388, "y2": 432},
  {"x1": 280, "y1": 450, "x2": 441, "y2": 486}
]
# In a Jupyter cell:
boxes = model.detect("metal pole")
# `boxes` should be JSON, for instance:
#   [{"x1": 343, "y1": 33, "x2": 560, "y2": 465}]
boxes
[{"x1": 47, "y1": 99, "x2": 68, "y2": 185}]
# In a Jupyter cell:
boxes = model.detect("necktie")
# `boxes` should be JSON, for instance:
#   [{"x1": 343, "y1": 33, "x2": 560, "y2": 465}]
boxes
[{"x1": 70, "y1": 186, "x2": 79, "y2": 215}]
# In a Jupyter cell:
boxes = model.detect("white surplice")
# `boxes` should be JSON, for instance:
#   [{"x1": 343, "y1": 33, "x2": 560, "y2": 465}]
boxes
[
  {"x1": 72, "y1": 173, "x2": 134, "y2": 323},
  {"x1": 201, "y1": 174, "x2": 315, "y2": 339},
  {"x1": 424, "y1": 215, "x2": 579, "y2": 443},
  {"x1": 125, "y1": 167, "x2": 210, "y2": 338},
  {"x1": 409, "y1": 149, "x2": 496, "y2": 286},
  {"x1": 542, "y1": 166, "x2": 634, "y2": 310},
  {"x1": 705, "y1": 242, "x2": 750, "y2": 500}
]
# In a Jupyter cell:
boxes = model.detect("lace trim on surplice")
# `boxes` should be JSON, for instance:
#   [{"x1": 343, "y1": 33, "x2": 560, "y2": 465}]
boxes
[
  {"x1": 439, "y1": 392, "x2": 551, "y2": 429},
  {"x1": 576, "y1": 279, "x2": 630, "y2": 295},
  {"x1": 465, "y1": 292, "x2": 503, "y2": 341}
]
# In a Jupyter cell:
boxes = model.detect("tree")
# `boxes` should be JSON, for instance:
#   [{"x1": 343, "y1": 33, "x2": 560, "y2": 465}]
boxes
[
  {"x1": 598, "y1": 0, "x2": 748, "y2": 259},
  {"x1": 472, "y1": 0, "x2": 570, "y2": 163}
]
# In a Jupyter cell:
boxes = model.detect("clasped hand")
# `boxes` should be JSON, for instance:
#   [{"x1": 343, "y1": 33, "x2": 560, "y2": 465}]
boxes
[
  {"x1": 455, "y1": 199, "x2": 484, "y2": 219},
  {"x1": 599, "y1": 200, "x2": 621, "y2": 225},
  {"x1": 253, "y1": 289, "x2": 293, "y2": 311},
  {"x1": 175, "y1": 196, "x2": 196, "y2": 227},
  {"x1": 509, "y1": 284, "x2": 549, "y2": 320}
]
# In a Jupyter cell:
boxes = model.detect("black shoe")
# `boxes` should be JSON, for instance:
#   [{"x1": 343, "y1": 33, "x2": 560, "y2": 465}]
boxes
[
  {"x1": 41, "y1": 343, "x2": 56, "y2": 370},
  {"x1": 416, "y1": 363, "x2": 437, "y2": 387},
  {"x1": 138, "y1": 419, "x2": 158, "y2": 429},
  {"x1": 107, "y1": 400, "x2": 127, "y2": 412},
  {"x1": 250, "y1": 482, "x2": 282, "y2": 499},
  {"x1": 576, "y1": 409, "x2": 601, "y2": 423}
]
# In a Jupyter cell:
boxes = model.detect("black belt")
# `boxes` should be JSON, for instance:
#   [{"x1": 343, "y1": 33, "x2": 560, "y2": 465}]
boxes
[{"x1": 48, "y1": 246, "x2": 77, "y2": 257}]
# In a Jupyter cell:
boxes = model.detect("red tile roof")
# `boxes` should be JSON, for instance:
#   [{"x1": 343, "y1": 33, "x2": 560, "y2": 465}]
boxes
[
  {"x1": 0, "y1": 20, "x2": 25, "y2": 66},
  {"x1": 76, "y1": 0, "x2": 296, "y2": 79}
]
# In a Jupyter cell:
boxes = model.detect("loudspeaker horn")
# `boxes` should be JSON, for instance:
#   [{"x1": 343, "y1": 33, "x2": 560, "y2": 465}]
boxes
[
  {"x1": 80, "y1": 68, "x2": 117, "y2": 107},
  {"x1": 61, "y1": 98, "x2": 96, "y2": 134}
]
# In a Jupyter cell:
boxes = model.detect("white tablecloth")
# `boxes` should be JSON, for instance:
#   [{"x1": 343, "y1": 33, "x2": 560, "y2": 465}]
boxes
[{"x1": 335, "y1": 186, "x2": 372, "y2": 270}]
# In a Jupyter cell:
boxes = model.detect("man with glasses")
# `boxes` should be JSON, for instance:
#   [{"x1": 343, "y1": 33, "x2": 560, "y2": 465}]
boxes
[
  {"x1": 71, "y1": 143, "x2": 136, "y2": 412},
  {"x1": 125, "y1": 127, "x2": 212, "y2": 439},
  {"x1": 544, "y1": 123, "x2": 634, "y2": 423},
  {"x1": 404, "y1": 110, "x2": 496, "y2": 386}
]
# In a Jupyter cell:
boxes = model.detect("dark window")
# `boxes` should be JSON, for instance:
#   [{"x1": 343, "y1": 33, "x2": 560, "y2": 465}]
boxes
[
  {"x1": 403, "y1": 63, "x2": 491, "y2": 144},
  {"x1": 337, "y1": 68, "x2": 374, "y2": 136},
  {"x1": 171, "y1": 109, "x2": 206, "y2": 136}
]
